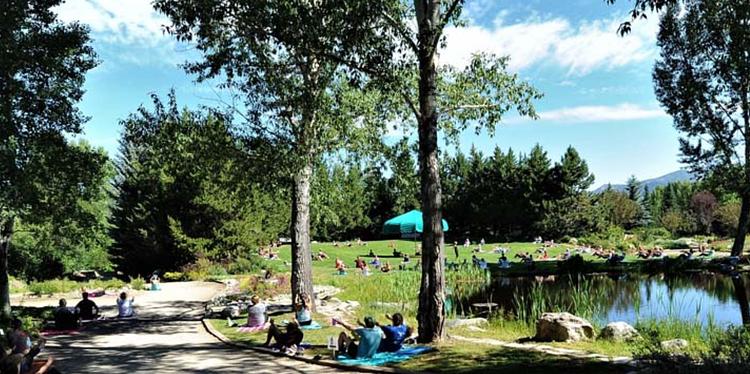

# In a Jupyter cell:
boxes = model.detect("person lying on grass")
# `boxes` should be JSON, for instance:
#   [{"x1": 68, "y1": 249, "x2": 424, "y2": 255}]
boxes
[
  {"x1": 76, "y1": 292, "x2": 100, "y2": 321},
  {"x1": 246, "y1": 295, "x2": 267, "y2": 328},
  {"x1": 262, "y1": 319, "x2": 303, "y2": 351},
  {"x1": 333, "y1": 316, "x2": 384, "y2": 359},
  {"x1": 377, "y1": 313, "x2": 412, "y2": 353},
  {"x1": 370, "y1": 255, "x2": 381, "y2": 268}
]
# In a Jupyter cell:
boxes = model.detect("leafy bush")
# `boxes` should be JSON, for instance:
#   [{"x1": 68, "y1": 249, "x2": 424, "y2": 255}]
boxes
[
  {"x1": 238, "y1": 274, "x2": 289, "y2": 299},
  {"x1": 163, "y1": 272, "x2": 185, "y2": 281},
  {"x1": 27, "y1": 279, "x2": 79, "y2": 296},
  {"x1": 182, "y1": 258, "x2": 228, "y2": 281},
  {"x1": 129, "y1": 276, "x2": 146, "y2": 290},
  {"x1": 225, "y1": 255, "x2": 263, "y2": 275},
  {"x1": 702, "y1": 326, "x2": 750, "y2": 372},
  {"x1": 88, "y1": 279, "x2": 126, "y2": 291},
  {"x1": 654, "y1": 239, "x2": 691, "y2": 250}
]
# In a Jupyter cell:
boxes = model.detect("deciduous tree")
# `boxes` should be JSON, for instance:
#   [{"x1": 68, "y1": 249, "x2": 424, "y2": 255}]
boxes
[{"x1": 0, "y1": 0, "x2": 98, "y2": 320}]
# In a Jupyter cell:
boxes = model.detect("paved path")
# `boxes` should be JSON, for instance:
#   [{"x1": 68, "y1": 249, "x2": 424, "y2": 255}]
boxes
[{"x1": 38, "y1": 282, "x2": 354, "y2": 373}]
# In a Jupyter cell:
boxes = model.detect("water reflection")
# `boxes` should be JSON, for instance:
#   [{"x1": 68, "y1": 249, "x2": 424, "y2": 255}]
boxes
[{"x1": 472, "y1": 272, "x2": 750, "y2": 326}]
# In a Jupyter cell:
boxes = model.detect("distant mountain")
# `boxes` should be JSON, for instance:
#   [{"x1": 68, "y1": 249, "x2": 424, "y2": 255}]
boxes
[{"x1": 593, "y1": 170, "x2": 694, "y2": 194}]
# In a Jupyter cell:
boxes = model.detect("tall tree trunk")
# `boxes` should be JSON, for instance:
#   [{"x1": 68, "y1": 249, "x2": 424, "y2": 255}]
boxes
[
  {"x1": 291, "y1": 161, "x2": 316, "y2": 311},
  {"x1": 415, "y1": 0, "x2": 445, "y2": 343},
  {"x1": 0, "y1": 218, "x2": 13, "y2": 321},
  {"x1": 731, "y1": 194, "x2": 750, "y2": 257},
  {"x1": 732, "y1": 275, "x2": 750, "y2": 325}
]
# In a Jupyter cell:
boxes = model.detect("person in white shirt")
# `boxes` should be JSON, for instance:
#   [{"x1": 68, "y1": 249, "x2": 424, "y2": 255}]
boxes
[{"x1": 117, "y1": 292, "x2": 136, "y2": 318}]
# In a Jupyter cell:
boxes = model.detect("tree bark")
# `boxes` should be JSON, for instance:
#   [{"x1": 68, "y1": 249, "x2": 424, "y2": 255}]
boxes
[
  {"x1": 732, "y1": 275, "x2": 750, "y2": 325},
  {"x1": 291, "y1": 161, "x2": 316, "y2": 312},
  {"x1": 415, "y1": 0, "x2": 445, "y2": 343},
  {"x1": 731, "y1": 193, "x2": 750, "y2": 257},
  {"x1": 0, "y1": 218, "x2": 13, "y2": 321}
]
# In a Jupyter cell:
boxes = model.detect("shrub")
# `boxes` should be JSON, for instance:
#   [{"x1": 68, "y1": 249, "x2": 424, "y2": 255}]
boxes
[
  {"x1": 182, "y1": 258, "x2": 227, "y2": 281},
  {"x1": 702, "y1": 325, "x2": 750, "y2": 371},
  {"x1": 88, "y1": 279, "x2": 125, "y2": 291},
  {"x1": 129, "y1": 276, "x2": 146, "y2": 290},
  {"x1": 225, "y1": 255, "x2": 262, "y2": 275},
  {"x1": 27, "y1": 279, "x2": 79, "y2": 296},
  {"x1": 163, "y1": 272, "x2": 185, "y2": 281}
]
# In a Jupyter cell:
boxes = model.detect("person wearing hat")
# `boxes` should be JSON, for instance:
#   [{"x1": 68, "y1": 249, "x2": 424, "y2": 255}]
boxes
[{"x1": 334, "y1": 316, "x2": 384, "y2": 359}]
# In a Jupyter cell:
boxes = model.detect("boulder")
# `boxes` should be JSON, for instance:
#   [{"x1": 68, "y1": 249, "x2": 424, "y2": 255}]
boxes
[
  {"x1": 660, "y1": 339, "x2": 689, "y2": 352},
  {"x1": 534, "y1": 312, "x2": 594, "y2": 342},
  {"x1": 599, "y1": 322, "x2": 640, "y2": 342},
  {"x1": 445, "y1": 318, "x2": 489, "y2": 329}
]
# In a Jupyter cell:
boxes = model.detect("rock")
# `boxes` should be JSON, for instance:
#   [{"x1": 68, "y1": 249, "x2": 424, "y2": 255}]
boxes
[
  {"x1": 534, "y1": 312, "x2": 594, "y2": 342},
  {"x1": 445, "y1": 318, "x2": 489, "y2": 329},
  {"x1": 660, "y1": 339, "x2": 689, "y2": 352},
  {"x1": 467, "y1": 325, "x2": 486, "y2": 332},
  {"x1": 599, "y1": 322, "x2": 640, "y2": 342}
]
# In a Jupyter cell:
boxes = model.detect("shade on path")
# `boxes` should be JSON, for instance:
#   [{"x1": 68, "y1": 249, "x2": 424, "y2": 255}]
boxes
[{"x1": 382, "y1": 210, "x2": 448, "y2": 237}]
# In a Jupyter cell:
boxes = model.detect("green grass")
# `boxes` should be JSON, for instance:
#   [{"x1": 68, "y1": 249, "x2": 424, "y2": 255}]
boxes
[{"x1": 24, "y1": 278, "x2": 127, "y2": 296}]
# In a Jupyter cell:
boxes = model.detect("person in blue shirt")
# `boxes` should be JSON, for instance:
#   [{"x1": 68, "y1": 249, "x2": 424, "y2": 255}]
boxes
[
  {"x1": 377, "y1": 313, "x2": 411, "y2": 352},
  {"x1": 334, "y1": 316, "x2": 384, "y2": 359}
]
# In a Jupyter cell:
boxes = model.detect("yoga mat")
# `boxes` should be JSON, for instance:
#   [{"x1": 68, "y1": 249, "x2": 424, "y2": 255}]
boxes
[
  {"x1": 237, "y1": 324, "x2": 268, "y2": 333},
  {"x1": 41, "y1": 327, "x2": 82, "y2": 336},
  {"x1": 336, "y1": 345, "x2": 433, "y2": 366},
  {"x1": 300, "y1": 321, "x2": 321, "y2": 330}
]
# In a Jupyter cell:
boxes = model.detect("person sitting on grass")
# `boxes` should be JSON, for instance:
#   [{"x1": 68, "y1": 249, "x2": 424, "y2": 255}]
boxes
[
  {"x1": 246, "y1": 295, "x2": 267, "y2": 328},
  {"x1": 361, "y1": 263, "x2": 371, "y2": 276},
  {"x1": 498, "y1": 255, "x2": 510, "y2": 269},
  {"x1": 559, "y1": 248, "x2": 572, "y2": 261},
  {"x1": 540, "y1": 249, "x2": 549, "y2": 260},
  {"x1": 471, "y1": 254, "x2": 479, "y2": 267},
  {"x1": 76, "y1": 292, "x2": 100, "y2": 321},
  {"x1": 3, "y1": 319, "x2": 55, "y2": 374},
  {"x1": 294, "y1": 294, "x2": 313, "y2": 326},
  {"x1": 334, "y1": 316, "x2": 384, "y2": 359},
  {"x1": 117, "y1": 292, "x2": 135, "y2": 318},
  {"x1": 369, "y1": 255, "x2": 381, "y2": 269},
  {"x1": 478, "y1": 258, "x2": 488, "y2": 270},
  {"x1": 262, "y1": 319, "x2": 303, "y2": 351},
  {"x1": 368, "y1": 249, "x2": 376, "y2": 257},
  {"x1": 54, "y1": 298, "x2": 80, "y2": 330},
  {"x1": 354, "y1": 256, "x2": 366, "y2": 270},
  {"x1": 377, "y1": 313, "x2": 411, "y2": 353},
  {"x1": 392, "y1": 248, "x2": 402, "y2": 257},
  {"x1": 381, "y1": 261, "x2": 392, "y2": 273},
  {"x1": 335, "y1": 258, "x2": 346, "y2": 271}
]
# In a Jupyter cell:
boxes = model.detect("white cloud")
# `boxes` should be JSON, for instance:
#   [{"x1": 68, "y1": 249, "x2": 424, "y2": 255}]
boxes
[
  {"x1": 55, "y1": 0, "x2": 184, "y2": 66},
  {"x1": 441, "y1": 13, "x2": 659, "y2": 75},
  {"x1": 537, "y1": 103, "x2": 667, "y2": 123}
]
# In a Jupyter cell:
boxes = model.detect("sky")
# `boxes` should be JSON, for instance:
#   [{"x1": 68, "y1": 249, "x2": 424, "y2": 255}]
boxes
[{"x1": 54, "y1": 0, "x2": 682, "y2": 188}]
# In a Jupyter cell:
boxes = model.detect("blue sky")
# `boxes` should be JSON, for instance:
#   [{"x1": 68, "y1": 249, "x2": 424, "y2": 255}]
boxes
[{"x1": 55, "y1": 0, "x2": 681, "y2": 188}]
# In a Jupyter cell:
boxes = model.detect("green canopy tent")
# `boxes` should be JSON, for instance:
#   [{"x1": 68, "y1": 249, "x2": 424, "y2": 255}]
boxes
[{"x1": 382, "y1": 210, "x2": 449, "y2": 244}]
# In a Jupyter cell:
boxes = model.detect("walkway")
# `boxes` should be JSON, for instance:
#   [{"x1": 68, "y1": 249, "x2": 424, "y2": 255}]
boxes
[{"x1": 38, "y1": 282, "x2": 354, "y2": 373}]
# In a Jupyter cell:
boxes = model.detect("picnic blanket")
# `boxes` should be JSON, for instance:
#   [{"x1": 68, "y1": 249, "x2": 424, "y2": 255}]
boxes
[
  {"x1": 41, "y1": 327, "x2": 83, "y2": 337},
  {"x1": 336, "y1": 345, "x2": 433, "y2": 366},
  {"x1": 237, "y1": 324, "x2": 268, "y2": 333},
  {"x1": 300, "y1": 321, "x2": 322, "y2": 330}
]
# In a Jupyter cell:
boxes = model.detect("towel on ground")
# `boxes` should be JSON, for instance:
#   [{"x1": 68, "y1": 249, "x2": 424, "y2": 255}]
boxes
[
  {"x1": 336, "y1": 345, "x2": 433, "y2": 366},
  {"x1": 237, "y1": 323, "x2": 269, "y2": 333}
]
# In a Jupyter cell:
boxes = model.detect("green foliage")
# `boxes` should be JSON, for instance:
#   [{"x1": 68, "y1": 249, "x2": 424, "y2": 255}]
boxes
[
  {"x1": 163, "y1": 272, "x2": 185, "y2": 281},
  {"x1": 442, "y1": 144, "x2": 596, "y2": 241},
  {"x1": 111, "y1": 94, "x2": 287, "y2": 275},
  {"x1": 129, "y1": 276, "x2": 146, "y2": 291},
  {"x1": 660, "y1": 210, "x2": 696, "y2": 236},
  {"x1": 27, "y1": 279, "x2": 79, "y2": 296}
]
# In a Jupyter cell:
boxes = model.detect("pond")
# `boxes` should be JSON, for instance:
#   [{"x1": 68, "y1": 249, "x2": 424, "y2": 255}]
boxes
[{"x1": 464, "y1": 272, "x2": 750, "y2": 326}]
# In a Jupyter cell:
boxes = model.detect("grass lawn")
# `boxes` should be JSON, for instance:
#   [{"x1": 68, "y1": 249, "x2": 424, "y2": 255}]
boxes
[{"x1": 218, "y1": 239, "x2": 648, "y2": 371}]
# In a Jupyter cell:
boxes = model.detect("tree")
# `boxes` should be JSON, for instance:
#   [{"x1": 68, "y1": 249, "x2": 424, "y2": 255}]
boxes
[
  {"x1": 155, "y1": 0, "x2": 392, "y2": 309},
  {"x1": 329, "y1": 0, "x2": 541, "y2": 342},
  {"x1": 625, "y1": 176, "x2": 641, "y2": 202},
  {"x1": 11, "y1": 142, "x2": 114, "y2": 281},
  {"x1": 690, "y1": 191, "x2": 718, "y2": 234},
  {"x1": 112, "y1": 94, "x2": 289, "y2": 275},
  {"x1": 0, "y1": 0, "x2": 98, "y2": 320},
  {"x1": 653, "y1": 0, "x2": 750, "y2": 256}
]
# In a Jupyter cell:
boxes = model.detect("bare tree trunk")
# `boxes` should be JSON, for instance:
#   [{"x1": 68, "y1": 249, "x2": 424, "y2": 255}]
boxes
[
  {"x1": 415, "y1": 0, "x2": 445, "y2": 344},
  {"x1": 291, "y1": 161, "x2": 316, "y2": 311},
  {"x1": 732, "y1": 275, "x2": 750, "y2": 325},
  {"x1": 0, "y1": 218, "x2": 13, "y2": 321},
  {"x1": 731, "y1": 193, "x2": 750, "y2": 257}
]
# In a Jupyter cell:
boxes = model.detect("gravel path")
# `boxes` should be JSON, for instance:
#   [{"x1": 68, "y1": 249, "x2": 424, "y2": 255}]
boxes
[{"x1": 39, "y1": 281, "x2": 354, "y2": 373}]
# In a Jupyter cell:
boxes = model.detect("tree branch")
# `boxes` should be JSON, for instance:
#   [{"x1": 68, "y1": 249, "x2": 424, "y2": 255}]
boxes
[
  {"x1": 432, "y1": 0, "x2": 463, "y2": 51},
  {"x1": 382, "y1": 9, "x2": 418, "y2": 54}
]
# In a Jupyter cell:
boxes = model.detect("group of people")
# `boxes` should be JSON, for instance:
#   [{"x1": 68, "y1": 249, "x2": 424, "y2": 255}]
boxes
[
  {"x1": 52, "y1": 291, "x2": 136, "y2": 330},
  {"x1": 636, "y1": 246, "x2": 665, "y2": 259},
  {"x1": 258, "y1": 246, "x2": 280, "y2": 260},
  {"x1": 1, "y1": 319, "x2": 55, "y2": 374},
  {"x1": 332, "y1": 239, "x2": 368, "y2": 248},
  {"x1": 334, "y1": 313, "x2": 411, "y2": 359}
]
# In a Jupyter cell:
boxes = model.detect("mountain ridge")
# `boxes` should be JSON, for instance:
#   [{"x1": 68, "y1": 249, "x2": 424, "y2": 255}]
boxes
[{"x1": 593, "y1": 170, "x2": 694, "y2": 194}]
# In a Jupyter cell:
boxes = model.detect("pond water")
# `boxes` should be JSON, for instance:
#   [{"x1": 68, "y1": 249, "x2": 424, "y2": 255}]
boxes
[{"x1": 466, "y1": 272, "x2": 750, "y2": 326}]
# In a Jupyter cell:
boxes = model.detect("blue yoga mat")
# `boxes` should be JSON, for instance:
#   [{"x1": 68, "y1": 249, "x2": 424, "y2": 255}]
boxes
[
  {"x1": 282, "y1": 320, "x2": 322, "y2": 330},
  {"x1": 336, "y1": 345, "x2": 433, "y2": 366}
]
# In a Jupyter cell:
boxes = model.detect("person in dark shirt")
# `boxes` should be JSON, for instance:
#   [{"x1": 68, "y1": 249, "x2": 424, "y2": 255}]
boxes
[
  {"x1": 377, "y1": 313, "x2": 411, "y2": 353},
  {"x1": 262, "y1": 320, "x2": 303, "y2": 349},
  {"x1": 75, "y1": 292, "x2": 100, "y2": 320},
  {"x1": 53, "y1": 299, "x2": 80, "y2": 329}
]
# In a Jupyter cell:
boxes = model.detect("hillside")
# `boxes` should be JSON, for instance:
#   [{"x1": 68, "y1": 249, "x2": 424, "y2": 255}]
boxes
[{"x1": 593, "y1": 170, "x2": 694, "y2": 194}]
